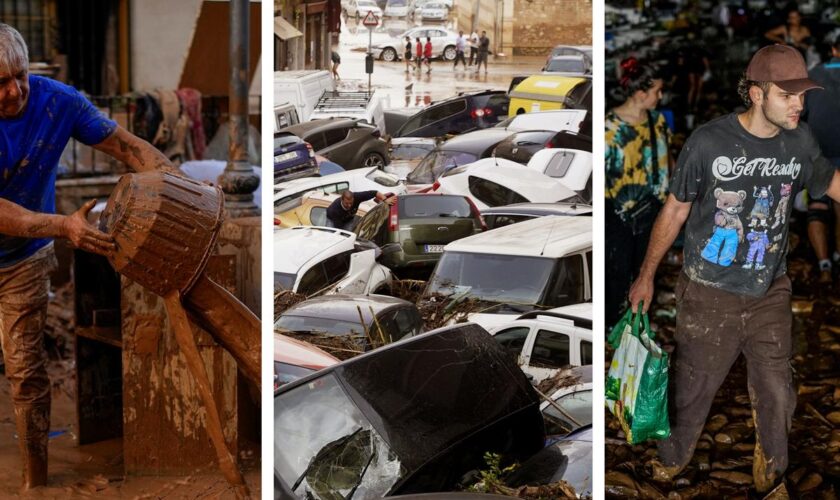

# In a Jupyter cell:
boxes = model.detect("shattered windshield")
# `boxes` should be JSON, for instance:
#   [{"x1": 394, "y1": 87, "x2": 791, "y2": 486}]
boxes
[
  {"x1": 426, "y1": 252, "x2": 554, "y2": 305},
  {"x1": 275, "y1": 373, "x2": 403, "y2": 499},
  {"x1": 406, "y1": 151, "x2": 477, "y2": 185}
]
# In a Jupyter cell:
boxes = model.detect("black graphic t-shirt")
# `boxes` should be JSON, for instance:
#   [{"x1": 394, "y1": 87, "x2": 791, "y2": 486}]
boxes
[{"x1": 671, "y1": 113, "x2": 835, "y2": 296}]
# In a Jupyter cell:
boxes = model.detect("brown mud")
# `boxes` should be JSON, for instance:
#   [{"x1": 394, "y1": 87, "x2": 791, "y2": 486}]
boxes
[{"x1": 606, "y1": 234, "x2": 840, "y2": 498}]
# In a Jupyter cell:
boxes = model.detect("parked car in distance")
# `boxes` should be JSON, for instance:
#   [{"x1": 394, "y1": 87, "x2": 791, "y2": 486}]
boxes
[
  {"x1": 420, "y1": 1, "x2": 448, "y2": 20},
  {"x1": 542, "y1": 55, "x2": 589, "y2": 76},
  {"x1": 353, "y1": 193, "x2": 485, "y2": 269},
  {"x1": 423, "y1": 216, "x2": 592, "y2": 314},
  {"x1": 430, "y1": 158, "x2": 580, "y2": 210},
  {"x1": 385, "y1": 137, "x2": 439, "y2": 180},
  {"x1": 405, "y1": 128, "x2": 516, "y2": 186},
  {"x1": 273, "y1": 70, "x2": 334, "y2": 123},
  {"x1": 274, "y1": 191, "x2": 378, "y2": 228},
  {"x1": 274, "y1": 322, "x2": 545, "y2": 498},
  {"x1": 508, "y1": 75, "x2": 591, "y2": 116},
  {"x1": 546, "y1": 44, "x2": 593, "y2": 72},
  {"x1": 274, "y1": 102, "x2": 301, "y2": 133},
  {"x1": 384, "y1": 0, "x2": 414, "y2": 17},
  {"x1": 488, "y1": 304, "x2": 593, "y2": 383},
  {"x1": 280, "y1": 118, "x2": 390, "y2": 170},
  {"x1": 275, "y1": 294, "x2": 424, "y2": 351},
  {"x1": 274, "y1": 166, "x2": 405, "y2": 213},
  {"x1": 492, "y1": 129, "x2": 558, "y2": 164},
  {"x1": 346, "y1": 0, "x2": 383, "y2": 18},
  {"x1": 495, "y1": 109, "x2": 587, "y2": 133},
  {"x1": 528, "y1": 148, "x2": 593, "y2": 203},
  {"x1": 372, "y1": 27, "x2": 459, "y2": 62},
  {"x1": 393, "y1": 90, "x2": 510, "y2": 138},
  {"x1": 274, "y1": 132, "x2": 318, "y2": 184},
  {"x1": 274, "y1": 226, "x2": 393, "y2": 296},
  {"x1": 274, "y1": 333, "x2": 339, "y2": 389},
  {"x1": 481, "y1": 202, "x2": 592, "y2": 230}
]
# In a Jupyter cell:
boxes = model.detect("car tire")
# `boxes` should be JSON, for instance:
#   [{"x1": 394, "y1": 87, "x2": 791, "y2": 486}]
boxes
[
  {"x1": 382, "y1": 47, "x2": 397, "y2": 62},
  {"x1": 443, "y1": 45, "x2": 456, "y2": 61},
  {"x1": 363, "y1": 152, "x2": 386, "y2": 168}
]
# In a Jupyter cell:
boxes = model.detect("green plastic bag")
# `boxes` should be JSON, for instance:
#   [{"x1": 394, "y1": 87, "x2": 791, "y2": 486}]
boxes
[{"x1": 605, "y1": 305, "x2": 670, "y2": 444}]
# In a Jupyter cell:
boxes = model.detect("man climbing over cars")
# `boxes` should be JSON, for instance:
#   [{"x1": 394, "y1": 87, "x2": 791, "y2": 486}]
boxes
[
  {"x1": 629, "y1": 44, "x2": 840, "y2": 497},
  {"x1": 0, "y1": 23, "x2": 175, "y2": 491},
  {"x1": 326, "y1": 189, "x2": 395, "y2": 231}
]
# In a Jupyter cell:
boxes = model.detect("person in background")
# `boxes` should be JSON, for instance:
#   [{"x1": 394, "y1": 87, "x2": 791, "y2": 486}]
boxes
[
  {"x1": 605, "y1": 57, "x2": 670, "y2": 329},
  {"x1": 765, "y1": 7, "x2": 811, "y2": 55},
  {"x1": 404, "y1": 35, "x2": 413, "y2": 73},
  {"x1": 802, "y1": 37, "x2": 840, "y2": 283},
  {"x1": 475, "y1": 30, "x2": 490, "y2": 74},
  {"x1": 415, "y1": 36, "x2": 423, "y2": 72},
  {"x1": 454, "y1": 30, "x2": 468, "y2": 70},
  {"x1": 469, "y1": 30, "x2": 479, "y2": 65},
  {"x1": 330, "y1": 47, "x2": 341, "y2": 80},
  {"x1": 326, "y1": 190, "x2": 395, "y2": 231},
  {"x1": 424, "y1": 36, "x2": 433, "y2": 74}
]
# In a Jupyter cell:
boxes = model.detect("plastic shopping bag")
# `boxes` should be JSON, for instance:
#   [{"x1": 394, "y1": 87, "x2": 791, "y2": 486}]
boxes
[{"x1": 605, "y1": 305, "x2": 670, "y2": 444}]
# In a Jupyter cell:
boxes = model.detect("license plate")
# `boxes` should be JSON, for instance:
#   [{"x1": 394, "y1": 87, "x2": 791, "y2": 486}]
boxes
[
  {"x1": 424, "y1": 244, "x2": 445, "y2": 253},
  {"x1": 275, "y1": 151, "x2": 298, "y2": 162}
]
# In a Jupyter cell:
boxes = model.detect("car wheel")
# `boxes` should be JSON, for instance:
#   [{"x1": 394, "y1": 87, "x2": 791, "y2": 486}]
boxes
[
  {"x1": 443, "y1": 45, "x2": 456, "y2": 61},
  {"x1": 363, "y1": 152, "x2": 386, "y2": 168},
  {"x1": 382, "y1": 47, "x2": 397, "y2": 62}
]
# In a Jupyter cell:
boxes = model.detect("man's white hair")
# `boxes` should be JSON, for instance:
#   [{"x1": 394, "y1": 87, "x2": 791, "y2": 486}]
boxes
[{"x1": 0, "y1": 23, "x2": 28, "y2": 73}]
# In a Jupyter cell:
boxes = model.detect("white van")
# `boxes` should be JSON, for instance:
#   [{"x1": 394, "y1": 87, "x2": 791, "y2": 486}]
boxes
[{"x1": 274, "y1": 70, "x2": 334, "y2": 123}]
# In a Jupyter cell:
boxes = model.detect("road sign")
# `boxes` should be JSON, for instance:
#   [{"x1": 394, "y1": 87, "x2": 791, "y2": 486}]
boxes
[{"x1": 362, "y1": 11, "x2": 379, "y2": 27}]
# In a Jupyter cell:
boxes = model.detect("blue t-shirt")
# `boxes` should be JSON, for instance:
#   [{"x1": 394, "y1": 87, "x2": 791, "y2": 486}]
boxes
[{"x1": 0, "y1": 75, "x2": 117, "y2": 267}]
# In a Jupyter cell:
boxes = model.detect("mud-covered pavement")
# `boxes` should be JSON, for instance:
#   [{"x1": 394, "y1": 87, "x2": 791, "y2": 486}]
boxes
[
  {"x1": 605, "y1": 219, "x2": 840, "y2": 499},
  {"x1": 0, "y1": 283, "x2": 260, "y2": 499}
]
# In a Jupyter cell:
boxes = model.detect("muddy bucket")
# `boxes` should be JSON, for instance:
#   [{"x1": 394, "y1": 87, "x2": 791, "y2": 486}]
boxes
[{"x1": 99, "y1": 171, "x2": 224, "y2": 297}]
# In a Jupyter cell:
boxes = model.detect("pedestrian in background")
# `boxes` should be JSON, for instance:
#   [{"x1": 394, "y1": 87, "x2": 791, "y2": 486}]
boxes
[
  {"x1": 404, "y1": 35, "x2": 413, "y2": 73},
  {"x1": 424, "y1": 36, "x2": 433, "y2": 74},
  {"x1": 469, "y1": 30, "x2": 479, "y2": 65},
  {"x1": 415, "y1": 37, "x2": 423, "y2": 72},
  {"x1": 605, "y1": 57, "x2": 669, "y2": 329},
  {"x1": 454, "y1": 31, "x2": 467, "y2": 70},
  {"x1": 475, "y1": 30, "x2": 490, "y2": 74},
  {"x1": 330, "y1": 47, "x2": 341, "y2": 80}
]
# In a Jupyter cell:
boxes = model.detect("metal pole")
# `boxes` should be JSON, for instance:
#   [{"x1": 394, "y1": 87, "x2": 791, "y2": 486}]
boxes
[
  {"x1": 218, "y1": 0, "x2": 260, "y2": 218},
  {"x1": 368, "y1": 28, "x2": 372, "y2": 94}
]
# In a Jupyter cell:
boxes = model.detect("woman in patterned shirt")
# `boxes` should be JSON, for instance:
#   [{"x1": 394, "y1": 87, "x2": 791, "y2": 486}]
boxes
[{"x1": 605, "y1": 57, "x2": 671, "y2": 328}]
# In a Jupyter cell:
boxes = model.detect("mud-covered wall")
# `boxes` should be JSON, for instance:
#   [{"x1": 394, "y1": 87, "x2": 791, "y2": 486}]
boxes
[{"x1": 512, "y1": 0, "x2": 591, "y2": 55}]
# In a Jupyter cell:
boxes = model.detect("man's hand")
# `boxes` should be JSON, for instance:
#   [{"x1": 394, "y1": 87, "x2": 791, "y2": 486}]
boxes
[
  {"x1": 628, "y1": 275, "x2": 655, "y2": 315},
  {"x1": 61, "y1": 200, "x2": 116, "y2": 257},
  {"x1": 377, "y1": 192, "x2": 396, "y2": 205}
]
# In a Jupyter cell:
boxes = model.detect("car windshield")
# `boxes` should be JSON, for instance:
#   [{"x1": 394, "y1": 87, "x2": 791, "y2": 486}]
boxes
[
  {"x1": 275, "y1": 272, "x2": 296, "y2": 291},
  {"x1": 365, "y1": 169, "x2": 400, "y2": 187},
  {"x1": 406, "y1": 150, "x2": 477, "y2": 184},
  {"x1": 543, "y1": 389, "x2": 592, "y2": 435},
  {"x1": 359, "y1": 0, "x2": 377, "y2": 6},
  {"x1": 388, "y1": 0, "x2": 407, "y2": 5},
  {"x1": 548, "y1": 59, "x2": 585, "y2": 73},
  {"x1": 392, "y1": 143, "x2": 435, "y2": 161},
  {"x1": 274, "y1": 134, "x2": 298, "y2": 150},
  {"x1": 275, "y1": 373, "x2": 403, "y2": 498},
  {"x1": 401, "y1": 196, "x2": 471, "y2": 218},
  {"x1": 425, "y1": 3, "x2": 443, "y2": 7},
  {"x1": 426, "y1": 251, "x2": 554, "y2": 304},
  {"x1": 276, "y1": 314, "x2": 367, "y2": 337},
  {"x1": 275, "y1": 361, "x2": 314, "y2": 389}
]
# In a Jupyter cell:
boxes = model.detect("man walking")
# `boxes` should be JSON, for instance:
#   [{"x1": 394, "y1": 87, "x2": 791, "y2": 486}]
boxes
[
  {"x1": 629, "y1": 44, "x2": 840, "y2": 496},
  {"x1": 469, "y1": 30, "x2": 479, "y2": 66},
  {"x1": 415, "y1": 36, "x2": 423, "y2": 72},
  {"x1": 0, "y1": 23, "x2": 175, "y2": 490},
  {"x1": 454, "y1": 31, "x2": 468, "y2": 70},
  {"x1": 326, "y1": 190, "x2": 395, "y2": 231},
  {"x1": 475, "y1": 31, "x2": 490, "y2": 74},
  {"x1": 802, "y1": 37, "x2": 840, "y2": 283},
  {"x1": 423, "y1": 36, "x2": 433, "y2": 74}
]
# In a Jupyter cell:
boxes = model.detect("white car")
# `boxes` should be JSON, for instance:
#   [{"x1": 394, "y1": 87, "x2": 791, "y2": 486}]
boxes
[
  {"x1": 420, "y1": 2, "x2": 448, "y2": 20},
  {"x1": 274, "y1": 226, "x2": 393, "y2": 296},
  {"x1": 430, "y1": 158, "x2": 580, "y2": 210},
  {"x1": 527, "y1": 148, "x2": 592, "y2": 202},
  {"x1": 346, "y1": 0, "x2": 383, "y2": 19},
  {"x1": 543, "y1": 55, "x2": 589, "y2": 76},
  {"x1": 274, "y1": 166, "x2": 407, "y2": 213},
  {"x1": 496, "y1": 110, "x2": 588, "y2": 133},
  {"x1": 371, "y1": 27, "x2": 459, "y2": 62},
  {"x1": 384, "y1": 0, "x2": 414, "y2": 18},
  {"x1": 424, "y1": 216, "x2": 592, "y2": 327},
  {"x1": 488, "y1": 304, "x2": 592, "y2": 383}
]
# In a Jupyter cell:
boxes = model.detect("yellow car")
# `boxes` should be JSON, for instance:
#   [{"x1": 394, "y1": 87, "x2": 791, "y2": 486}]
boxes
[
  {"x1": 274, "y1": 192, "x2": 377, "y2": 228},
  {"x1": 508, "y1": 75, "x2": 591, "y2": 116}
]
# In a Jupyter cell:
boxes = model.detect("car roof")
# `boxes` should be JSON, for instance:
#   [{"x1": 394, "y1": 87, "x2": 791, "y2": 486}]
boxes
[
  {"x1": 273, "y1": 226, "x2": 356, "y2": 273},
  {"x1": 281, "y1": 117, "x2": 359, "y2": 136},
  {"x1": 280, "y1": 294, "x2": 414, "y2": 324},
  {"x1": 550, "y1": 55, "x2": 586, "y2": 61},
  {"x1": 274, "y1": 167, "x2": 375, "y2": 199},
  {"x1": 439, "y1": 128, "x2": 515, "y2": 152},
  {"x1": 444, "y1": 215, "x2": 590, "y2": 258},
  {"x1": 549, "y1": 303, "x2": 592, "y2": 321},
  {"x1": 481, "y1": 202, "x2": 592, "y2": 216},
  {"x1": 274, "y1": 332, "x2": 339, "y2": 368},
  {"x1": 444, "y1": 158, "x2": 578, "y2": 201}
]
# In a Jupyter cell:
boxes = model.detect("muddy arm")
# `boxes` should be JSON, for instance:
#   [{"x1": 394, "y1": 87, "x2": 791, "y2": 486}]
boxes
[
  {"x1": 0, "y1": 198, "x2": 115, "y2": 256},
  {"x1": 92, "y1": 125, "x2": 178, "y2": 174}
]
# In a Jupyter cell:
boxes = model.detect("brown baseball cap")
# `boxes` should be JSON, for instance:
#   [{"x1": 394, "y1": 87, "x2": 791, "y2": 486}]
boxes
[{"x1": 745, "y1": 44, "x2": 823, "y2": 93}]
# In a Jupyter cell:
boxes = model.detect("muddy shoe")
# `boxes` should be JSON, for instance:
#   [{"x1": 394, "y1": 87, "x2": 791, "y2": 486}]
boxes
[
  {"x1": 819, "y1": 269, "x2": 832, "y2": 285},
  {"x1": 650, "y1": 459, "x2": 682, "y2": 482},
  {"x1": 748, "y1": 478, "x2": 794, "y2": 500}
]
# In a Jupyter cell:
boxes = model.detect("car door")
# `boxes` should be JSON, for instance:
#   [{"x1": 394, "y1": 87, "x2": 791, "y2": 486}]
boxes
[
  {"x1": 354, "y1": 203, "x2": 388, "y2": 244},
  {"x1": 430, "y1": 29, "x2": 447, "y2": 57},
  {"x1": 297, "y1": 251, "x2": 353, "y2": 295},
  {"x1": 493, "y1": 326, "x2": 530, "y2": 366},
  {"x1": 522, "y1": 325, "x2": 573, "y2": 383},
  {"x1": 319, "y1": 126, "x2": 354, "y2": 164}
]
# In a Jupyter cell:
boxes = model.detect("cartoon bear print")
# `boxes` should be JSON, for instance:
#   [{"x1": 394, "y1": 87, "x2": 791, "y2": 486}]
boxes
[
  {"x1": 701, "y1": 187, "x2": 747, "y2": 267},
  {"x1": 771, "y1": 183, "x2": 792, "y2": 229},
  {"x1": 743, "y1": 218, "x2": 770, "y2": 270},
  {"x1": 748, "y1": 185, "x2": 774, "y2": 228}
]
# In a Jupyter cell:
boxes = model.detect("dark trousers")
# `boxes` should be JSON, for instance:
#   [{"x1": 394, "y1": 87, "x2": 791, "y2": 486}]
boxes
[
  {"x1": 469, "y1": 47, "x2": 477, "y2": 65},
  {"x1": 454, "y1": 50, "x2": 467, "y2": 68},
  {"x1": 658, "y1": 273, "x2": 795, "y2": 492},
  {"x1": 605, "y1": 207, "x2": 653, "y2": 329}
]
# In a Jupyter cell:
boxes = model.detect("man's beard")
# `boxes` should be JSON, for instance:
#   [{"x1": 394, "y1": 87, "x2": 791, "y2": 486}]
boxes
[{"x1": 760, "y1": 100, "x2": 798, "y2": 131}]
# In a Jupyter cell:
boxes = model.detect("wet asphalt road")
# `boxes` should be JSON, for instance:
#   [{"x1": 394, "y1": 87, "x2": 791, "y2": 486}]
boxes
[{"x1": 333, "y1": 14, "x2": 551, "y2": 111}]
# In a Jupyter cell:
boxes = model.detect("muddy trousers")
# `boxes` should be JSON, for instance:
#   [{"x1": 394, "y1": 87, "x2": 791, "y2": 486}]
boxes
[
  {"x1": 0, "y1": 245, "x2": 56, "y2": 490},
  {"x1": 657, "y1": 273, "x2": 795, "y2": 493}
]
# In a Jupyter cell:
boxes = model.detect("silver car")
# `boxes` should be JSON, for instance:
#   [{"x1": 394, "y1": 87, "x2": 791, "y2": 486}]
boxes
[
  {"x1": 372, "y1": 27, "x2": 459, "y2": 62},
  {"x1": 420, "y1": 1, "x2": 448, "y2": 20}
]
